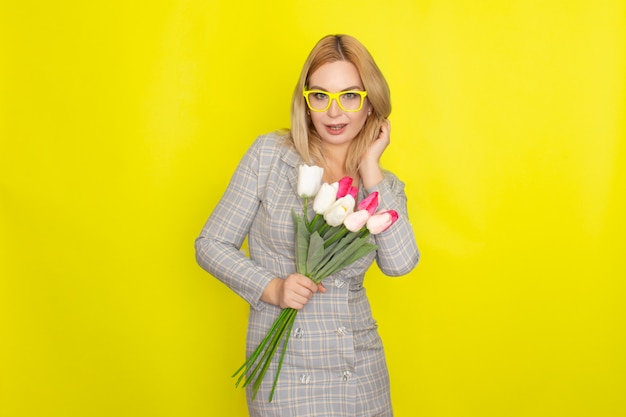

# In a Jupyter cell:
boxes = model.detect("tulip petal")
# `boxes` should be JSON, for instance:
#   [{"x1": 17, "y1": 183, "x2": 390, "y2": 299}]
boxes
[
  {"x1": 323, "y1": 195, "x2": 355, "y2": 227},
  {"x1": 357, "y1": 191, "x2": 379, "y2": 215},
  {"x1": 313, "y1": 183, "x2": 338, "y2": 214},
  {"x1": 366, "y1": 210, "x2": 399, "y2": 234},
  {"x1": 336, "y1": 176, "x2": 353, "y2": 198},
  {"x1": 343, "y1": 210, "x2": 371, "y2": 232}
]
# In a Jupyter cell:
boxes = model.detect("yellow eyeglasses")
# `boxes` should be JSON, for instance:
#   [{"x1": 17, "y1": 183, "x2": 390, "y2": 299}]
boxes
[{"x1": 303, "y1": 90, "x2": 368, "y2": 112}]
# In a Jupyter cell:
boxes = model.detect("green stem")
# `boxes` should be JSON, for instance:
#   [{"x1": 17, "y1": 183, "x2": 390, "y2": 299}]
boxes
[
  {"x1": 244, "y1": 309, "x2": 294, "y2": 390},
  {"x1": 313, "y1": 236, "x2": 370, "y2": 280},
  {"x1": 250, "y1": 308, "x2": 297, "y2": 400},
  {"x1": 233, "y1": 308, "x2": 290, "y2": 387},
  {"x1": 303, "y1": 197, "x2": 310, "y2": 229},
  {"x1": 269, "y1": 309, "x2": 297, "y2": 402},
  {"x1": 323, "y1": 227, "x2": 348, "y2": 248},
  {"x1": 309, "y1": 231, "x2": 361, "y2": 280},
  {"x1": 308, "y1": 213, "x2": 321, "y2": 233}
]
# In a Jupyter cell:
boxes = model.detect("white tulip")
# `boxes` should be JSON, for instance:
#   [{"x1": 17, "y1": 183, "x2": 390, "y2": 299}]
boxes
[
  {"x1": 313, "y1": 182, "x2": 339, "y2": 214},
  {"x1": 297, "y1": 165, "x2": 324, "y2": 198},
  {"x1": 323, "y1": 195, "x2": 355, "y2": 227}
]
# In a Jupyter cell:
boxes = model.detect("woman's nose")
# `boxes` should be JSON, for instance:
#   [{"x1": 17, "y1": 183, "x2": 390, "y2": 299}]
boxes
[{"x1": 327, "y1": 98, "x2": 342, "y2": 116}]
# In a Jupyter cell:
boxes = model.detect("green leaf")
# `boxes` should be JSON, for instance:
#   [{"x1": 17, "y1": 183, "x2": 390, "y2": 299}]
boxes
[
  {"x1": 309, "y1": 231, "x2": 361, "y2": 278},
  {"x1": 311, "y1": 236, "x2": 377, "y2": 281},
  {"x1": 305, "y1": 232, "x2": 325, "y2": 275},
  {"x1": 327, "y1": 229, "x2": 358, "y2": 251},
  {"x1": 341, "y1": 242, "x2": 377, "y2": 266},
  {"x1": 321, "y1": 224, "x2": 342, "y2": 239},
  {"x1": 293, "y1": 210, "x2": 310, "y2": 274}
]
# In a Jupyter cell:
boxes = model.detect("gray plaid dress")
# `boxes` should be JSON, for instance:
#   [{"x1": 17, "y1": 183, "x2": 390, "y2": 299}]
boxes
[{"x1": 195, "y1": 133, "x2": 419, "y2": 416}]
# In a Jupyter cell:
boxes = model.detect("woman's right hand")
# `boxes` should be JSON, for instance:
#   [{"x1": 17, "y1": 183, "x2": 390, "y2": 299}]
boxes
[{"x1": 262, "y1": 273, "x2": 326, "y2": 310}]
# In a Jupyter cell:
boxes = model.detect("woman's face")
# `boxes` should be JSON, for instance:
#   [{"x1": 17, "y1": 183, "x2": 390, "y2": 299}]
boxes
[{"x1": 306, "y1": 60, "x2": 371, "y2": 149}]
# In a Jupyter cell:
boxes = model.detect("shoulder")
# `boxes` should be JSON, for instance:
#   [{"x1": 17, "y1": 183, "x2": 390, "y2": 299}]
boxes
[
  {"x1": 250, "y1": 130, "x2": 291, "y2": 153},
  {"x1": 249, "y1": 130, "x2": 301, "y2": 168}
]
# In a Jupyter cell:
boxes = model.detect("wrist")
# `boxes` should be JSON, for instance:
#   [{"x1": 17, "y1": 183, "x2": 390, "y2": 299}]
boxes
[
  {"x1": 261, "y1": 278, "x2": 283, "y2": 307},
  {"x1": 359, "y1": 160, "x2": 383, "y2": 188}
]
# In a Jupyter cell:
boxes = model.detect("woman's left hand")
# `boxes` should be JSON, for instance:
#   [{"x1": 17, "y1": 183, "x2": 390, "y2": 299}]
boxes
[
  {"x1": 360, "y1": 119, "x2": 390, "y2": 188},
  {"x1": 365, "y1": 118, "x2": 391, "y2": 163}
]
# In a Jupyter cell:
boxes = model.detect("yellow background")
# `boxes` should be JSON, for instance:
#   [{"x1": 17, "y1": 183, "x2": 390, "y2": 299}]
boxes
[{"x1": 1, "y1": 1, "x2": 624, "y2": 416}]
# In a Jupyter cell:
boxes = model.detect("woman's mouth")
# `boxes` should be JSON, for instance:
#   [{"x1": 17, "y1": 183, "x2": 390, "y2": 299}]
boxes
[{"x1": 325, "y1": 124, "x2": 347, "y2": 135}]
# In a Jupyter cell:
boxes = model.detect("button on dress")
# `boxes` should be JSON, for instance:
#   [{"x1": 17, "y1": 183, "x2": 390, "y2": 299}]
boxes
[{"x1": 196, "y1": 133, "x2": 419, "y2": 416}]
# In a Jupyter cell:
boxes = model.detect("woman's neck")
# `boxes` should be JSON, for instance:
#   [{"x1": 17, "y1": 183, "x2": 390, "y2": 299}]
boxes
[{"x1": 320, "y1": 152, "x2": 360, "y2": 184}]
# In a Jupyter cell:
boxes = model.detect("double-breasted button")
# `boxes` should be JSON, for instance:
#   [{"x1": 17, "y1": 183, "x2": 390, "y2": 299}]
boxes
[
  {"x1": 335, "y1": 326, "x2": 347, "y2": 336},
  {"x1": 293, "y1": 327, "x2": 304, "y2": 339},
  {"x1": 334, "y1": 278, "x2": 346, "y2": 288},
  {"x1": 299, "y1": 373, "x2": 311, "y2": 384}
]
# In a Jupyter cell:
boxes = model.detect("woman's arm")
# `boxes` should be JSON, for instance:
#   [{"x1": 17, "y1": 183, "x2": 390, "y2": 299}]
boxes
[
  {"x1": 195, "y1": 136, "x2": 324, "y2": 310},
  {"x1": 367, "y1": 172, "x2": 420, "y2": 276},
  {"x1": 195, "y1": 138, "x2": 277, "y2": 311},
  {"x1": 359, "y1": 119, "x2": 419, "y2": 276}
]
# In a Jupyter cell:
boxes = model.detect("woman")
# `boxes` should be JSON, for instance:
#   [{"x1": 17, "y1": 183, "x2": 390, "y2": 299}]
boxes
[{"x1": 195, "y1": 34, "x2": 419, "y2": 416}]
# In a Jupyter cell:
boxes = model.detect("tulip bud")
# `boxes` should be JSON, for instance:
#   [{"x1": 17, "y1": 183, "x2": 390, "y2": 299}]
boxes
[
  {"x1": 313, "y1": 182, "x2": 339, "y2": 214},
  {"x1": 357, "y1": 192, "x2": 378, "y2": 215},
  {"x1": 297, "y1": 165, "x2": 324, "y2": 198},
  {"x1": 343, "y1": 210, "x2": 371, "y2": 232},
  {"x1": 323, "y1": 195, "x2": 355, "y2": 227},
  {"x1": 336, "y1": 176, "x2": 353, "y2": 198},
  {"x1": 366, "y1": 210, "x2": 399, "y2": 234}
]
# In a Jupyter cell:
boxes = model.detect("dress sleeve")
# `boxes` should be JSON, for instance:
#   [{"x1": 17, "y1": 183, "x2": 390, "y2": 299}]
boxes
[
  {"x1": 194, "y1": 137, "x2": 276, "y2": 311},
  {"x1": 365, "y1": 172, "x2": 420, "y2": 276}
]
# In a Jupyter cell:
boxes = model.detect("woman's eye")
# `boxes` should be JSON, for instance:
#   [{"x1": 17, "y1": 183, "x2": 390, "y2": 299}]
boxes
[
  {"x1": 342, "y1": 92, "x2": 358, "y2": 100},
  {"x1": 313, "y1": 92, "x2": 328, "y2": 100}
]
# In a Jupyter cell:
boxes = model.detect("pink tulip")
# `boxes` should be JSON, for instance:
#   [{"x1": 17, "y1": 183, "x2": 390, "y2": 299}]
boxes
[
  {"x1": 357, "y1": 192, "x2": 379, "y2": 215},
  {"x1": 366, "y1": 210, "x2": 399, "y2": 234},
  {"x1": 343, "y1": 210, "x2": 371, "y2": 232},
  {"x1": 336, "y1": 176, "x2": 353, "y2": 198},
  {"x1": 347, "y1": 186, "x2": 358, "y2": 199}
]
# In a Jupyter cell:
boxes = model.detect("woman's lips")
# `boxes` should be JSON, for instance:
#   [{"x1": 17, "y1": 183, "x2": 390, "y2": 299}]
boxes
[{"x1": 325, "y1": 124, "x2": 347, "y2": 135}]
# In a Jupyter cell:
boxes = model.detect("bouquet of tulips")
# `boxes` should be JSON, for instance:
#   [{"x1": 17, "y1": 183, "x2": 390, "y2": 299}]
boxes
[{"x1": 232, "y1": 165, "x2": 399, "y2": 402}]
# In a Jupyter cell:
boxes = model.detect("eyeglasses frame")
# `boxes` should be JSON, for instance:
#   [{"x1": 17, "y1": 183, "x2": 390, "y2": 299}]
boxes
[{"x1": 302, "y1": 89, "x2": 369, "y2": 112}]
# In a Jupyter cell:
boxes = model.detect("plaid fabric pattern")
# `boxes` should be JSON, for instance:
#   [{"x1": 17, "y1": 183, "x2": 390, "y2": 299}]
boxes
[{"x1": 196, "y1": 133, "x2": 419, "y2": 416}]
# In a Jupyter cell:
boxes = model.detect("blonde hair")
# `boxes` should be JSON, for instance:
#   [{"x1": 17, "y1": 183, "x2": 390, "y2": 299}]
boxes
[{"x1": 288, "y1": 34, "x2": 391, "y2": 178}]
